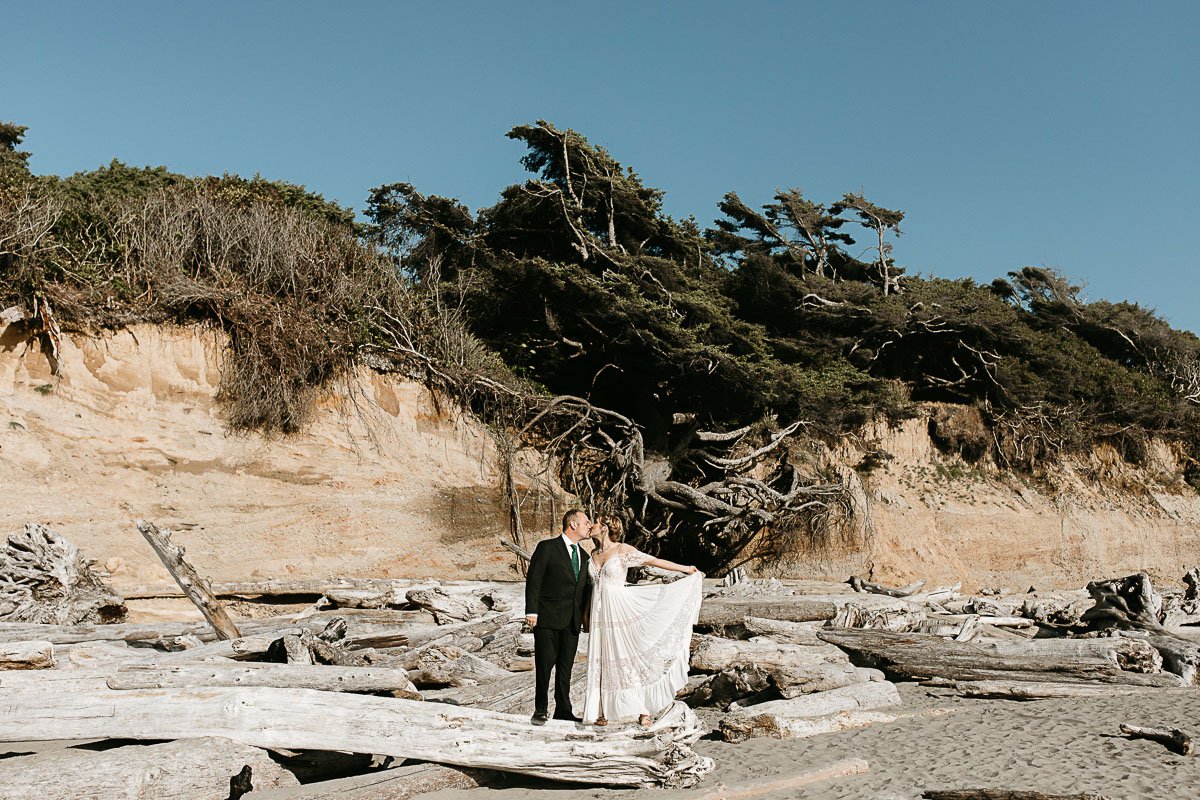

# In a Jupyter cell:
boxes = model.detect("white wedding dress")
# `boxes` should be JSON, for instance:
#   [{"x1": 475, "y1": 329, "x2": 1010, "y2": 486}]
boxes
[{"x1": 581, "y1": 546, "x2": 703, "y2": 724}]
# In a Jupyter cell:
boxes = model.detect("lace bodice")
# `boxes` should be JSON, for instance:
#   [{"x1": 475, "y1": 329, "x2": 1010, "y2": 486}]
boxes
[{"x1": 588, "y1": 546, "x2": 652, "y2": 586}]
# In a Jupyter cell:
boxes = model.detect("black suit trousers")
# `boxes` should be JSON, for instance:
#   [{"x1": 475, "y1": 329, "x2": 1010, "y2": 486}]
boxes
[{"x1": 533, "y1": 625, "x2": 579, "y2": 717}]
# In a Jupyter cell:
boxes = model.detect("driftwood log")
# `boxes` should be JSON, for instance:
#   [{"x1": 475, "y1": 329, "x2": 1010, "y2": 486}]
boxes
[
  {"x1": 1118, "y1": 723, "x2": 1195, "y2": 755},
  {"x1": 0, "y1": 686, "x2": 712, "y2": 787},
  {"x1": 0, "y1": 523, "x2": 125, "y2": 624},
  {"x1": 102, "y1": 662, "x2": 422, "y2": 697},
  {"x1": 687, "y1": 665, "x2": 771, "y2": 708},
  {"x1": 240, "y1": 762, "x2": 503, "y2": 800},
  {"x1": 848, "y1": 575, "x2": 925, "y2": 597},
  {"x1": 720, "y1": 681, "x2": 902, "y2": 742},
  {"x1": 975, "y1": 636, "x2": 1163, "y2": 673},
  {"x1": 136, "y1": 520, "x2": 241, "y2": 640},
  {"x1": 405, "y1": 587, "x2": 509, "y2": 624},
  {"x1": 950, "y1": 681, "x2": 1185, "y2": 700},
  {"x1": 1079, "y1": 573, "x2": 1165, "y2": 632},
  {"x1": 817, "y1": 629, "x2": 1180, "y2": 686},
  {"x1": 0, "y1": 736, "x2": 299, "y2": 800},
  {"x1": 698, "y1": 597, "x2": 837, "y2": 626},
  {"x1": 742, "y1": 616, "x2": 825, "y2": 644},
  {"x1": 0, "y1": 639, "x2": 54, "y2": 670}
]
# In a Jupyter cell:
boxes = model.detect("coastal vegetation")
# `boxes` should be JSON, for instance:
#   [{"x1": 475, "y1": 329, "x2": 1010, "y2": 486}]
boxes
[{"x1": 3, "y1": 119, "x2": 1198, "y2": 568}]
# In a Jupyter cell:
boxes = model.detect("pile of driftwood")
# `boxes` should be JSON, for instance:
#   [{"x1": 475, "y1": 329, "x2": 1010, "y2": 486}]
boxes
[
  {"x1": 0, "y1": 522, "x2": 715, "y2": 798},
  {"x1": 3, "y1": 521, "x2": 1200, "y2": 799}
]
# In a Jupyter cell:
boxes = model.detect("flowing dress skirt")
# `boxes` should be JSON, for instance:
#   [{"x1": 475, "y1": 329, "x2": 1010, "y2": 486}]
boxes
[{"x1": 582, "y1": 571, "x2": 703, "y2": 723}]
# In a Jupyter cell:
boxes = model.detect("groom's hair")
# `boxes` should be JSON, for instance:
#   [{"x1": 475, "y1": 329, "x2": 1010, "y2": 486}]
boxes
[{"x1": 562, "y1": 508, "x2": 585, "y2": 532}]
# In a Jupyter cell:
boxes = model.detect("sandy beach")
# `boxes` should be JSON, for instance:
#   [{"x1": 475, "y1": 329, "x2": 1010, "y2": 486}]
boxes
[{"x1": 412, "y1": 684, "x2": 1200, "y2": 800}]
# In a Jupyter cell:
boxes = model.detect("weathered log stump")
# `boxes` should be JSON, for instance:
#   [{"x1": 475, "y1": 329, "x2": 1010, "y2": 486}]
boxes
[{"x1": 0, "y1": 523, "x2": 125, "y2": 624}]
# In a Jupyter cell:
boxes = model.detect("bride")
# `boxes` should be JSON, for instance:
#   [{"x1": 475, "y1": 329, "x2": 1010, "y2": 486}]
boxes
[{"x1": 582, "y1": 515, "x2": 703, "y2": 728}]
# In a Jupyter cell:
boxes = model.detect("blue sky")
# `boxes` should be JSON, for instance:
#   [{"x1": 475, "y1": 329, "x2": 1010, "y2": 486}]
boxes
[{"x1": 5, "y1": 2, "x2": 1198, "y2": 332}]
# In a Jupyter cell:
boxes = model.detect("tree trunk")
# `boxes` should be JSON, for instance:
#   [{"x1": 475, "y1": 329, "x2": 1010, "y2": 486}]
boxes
[
  {"x1": 0, "y1": 736, "x2": 299, "y2": 800},
  {"x1": 698, "y1": 598, "x2": 836, "y2": 626},
  {"x1": 817, "y1": 628, "x2": 1179, "y2": 686},
  {"x1": 690, "y1": 634, "x2": 848, "y2": 672},
  {"x1": 0, "y1": 686, "x2": 712, "y2": 787},
  {"x1": 974, "y1": 636, "x2": 1163, "y2": 673},
  {"x1": 951, "y1": 681, "x2": 1186, "y2": 700},
  {"x1": 720, "y1": 681, "x2": 903, "y2": 742},
  {"x1": 102, "y1": 662, "x2": 422, "y2": 697},
  {"x1": 136, "y1": 520, "x2": 241, "y2": 640}
]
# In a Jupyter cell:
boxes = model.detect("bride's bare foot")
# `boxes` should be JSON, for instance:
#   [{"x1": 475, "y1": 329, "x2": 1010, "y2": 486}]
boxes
[
  {"x1": 594, "y1": 715, "x2": 607, "y2": 727},
  {"x1": 638, "y1": 714, "x2": 653, "y2": 728}
]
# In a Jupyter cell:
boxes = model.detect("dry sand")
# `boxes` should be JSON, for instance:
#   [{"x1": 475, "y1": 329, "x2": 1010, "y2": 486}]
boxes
[{"x1": 417, "y1": 683, "x2": 1200, "y2": 800}]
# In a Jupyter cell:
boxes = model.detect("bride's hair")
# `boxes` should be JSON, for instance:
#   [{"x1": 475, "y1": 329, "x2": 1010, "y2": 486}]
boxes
[{"x1": 596, "y1": 514, "x2": 624, "y2": 542}]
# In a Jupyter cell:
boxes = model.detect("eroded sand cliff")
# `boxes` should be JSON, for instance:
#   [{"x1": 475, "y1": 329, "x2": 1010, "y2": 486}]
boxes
[{"x1": 1, "y1": 320, "x2": 1196, "y2": 593}]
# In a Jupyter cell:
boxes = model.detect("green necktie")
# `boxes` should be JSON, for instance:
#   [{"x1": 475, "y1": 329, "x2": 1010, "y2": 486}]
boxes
[{"x1": 570, "y1": 543, "x2": 579, "y2": 579}]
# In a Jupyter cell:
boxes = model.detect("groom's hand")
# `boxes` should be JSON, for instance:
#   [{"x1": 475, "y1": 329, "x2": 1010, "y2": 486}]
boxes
[{"x1": 524, "y1": 614, "x2": 537, "y2": 629}]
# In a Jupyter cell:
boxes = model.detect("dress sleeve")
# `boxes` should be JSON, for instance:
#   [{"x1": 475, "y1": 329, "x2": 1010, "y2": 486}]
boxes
[{"x1": 620, "y1": 547, "x2": 653, "y2": 568}]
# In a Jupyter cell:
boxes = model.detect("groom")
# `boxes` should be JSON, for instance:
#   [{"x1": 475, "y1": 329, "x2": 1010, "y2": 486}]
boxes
[{"x1": 523, "y1": 508, "x2": 593, "y2": 725}]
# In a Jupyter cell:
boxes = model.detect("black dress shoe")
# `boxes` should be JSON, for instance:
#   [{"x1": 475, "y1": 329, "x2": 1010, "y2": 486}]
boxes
[
  {"x1": 531, "y1": 711, "x2": 549, "y2": 726},
  {"x1": 553, "y1": 713, "x2": 583, "y2": 723}
]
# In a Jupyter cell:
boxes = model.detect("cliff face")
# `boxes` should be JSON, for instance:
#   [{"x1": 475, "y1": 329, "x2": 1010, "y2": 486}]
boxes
[
  {"x1": 790, "y1": 418, "x2": 1200, "y2": 591},
  {"x1": 0, "y1": 321, "x2": 547, "y2": 594},
  {"x1": 1, "y1": 320, "x2": 1196, "y2": 593}
]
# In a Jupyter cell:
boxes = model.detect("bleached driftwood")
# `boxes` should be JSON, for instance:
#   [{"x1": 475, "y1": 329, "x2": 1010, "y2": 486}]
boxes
[
  {"x1": 405, "y1": 587, "x2": 509, "y2": 624},
  {"x1": 1118, "y1": 722, "x2": 1195, "y2": 755},
  {"x1": 720, "y1": 681, "x2": 902, "y2": 742},
  {"x1": 687, "y1": 665, "x2": 771, "y2": 709},
  {"x1": 0, "y1": 686, "x2": 712, "y2": 787},
  {"x1": 848, "y1": 575, "x2": 925, "y2": 597},
  {"x1": 250, "y1": 762, "x2": 501, "y2": 800},
  {"x1": 817, "y1": 629, "x2": 1179, "y2": 686},
  {"x1": 832, "y1": 603, "x2": 925, "y2": 631},
  {"x1": 691, "y1": 634, "x2": 848, "y2": 670},
  {"x1": 0, "y1": 736, "x2": 299, "y2": 800},
  {"x1": 0, "y1": 523, "x2": 126, "y2": 624},
  {"x1": 742, "y1": 616, "x2": 826, "y2": 644},
  {"x1": 136, "y1": 520, "x2": 241, "y2": 640},
  {"x1": 698, "y1": 597, "x2": 837, "y2": 626},
  {"x1": 0, "y1": 640, "x2": 54, "y2": 670},
  {"x1": 1079, "y1": 572, "x2": 1165, "y2": 633},
  {"x1": 125, "y1": 577, "x2": 521, "y2": 601},
  {"x1": 102, "y1": 662, "x2": 422, "y2": 697},
  {"x1": 975, "y1": 637, "x2": 1163, "y2": 673},
  {"x1": 951, "y1": 680, "x2": 1185, "y2": 700},
  {"x1": 406, "y1": 643, "x2": 515, "y2": 687}
]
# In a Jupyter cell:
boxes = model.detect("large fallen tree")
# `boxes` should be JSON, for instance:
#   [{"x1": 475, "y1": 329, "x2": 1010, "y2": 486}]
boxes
[{"x1": 0, "y1": 686, "x2": 713, "y2": 788}]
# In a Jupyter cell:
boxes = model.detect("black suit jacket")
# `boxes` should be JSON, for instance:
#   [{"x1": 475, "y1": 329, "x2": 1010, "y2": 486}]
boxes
[{"x1": 524, "y1": 536, "x2": 592, "y2": 631}]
